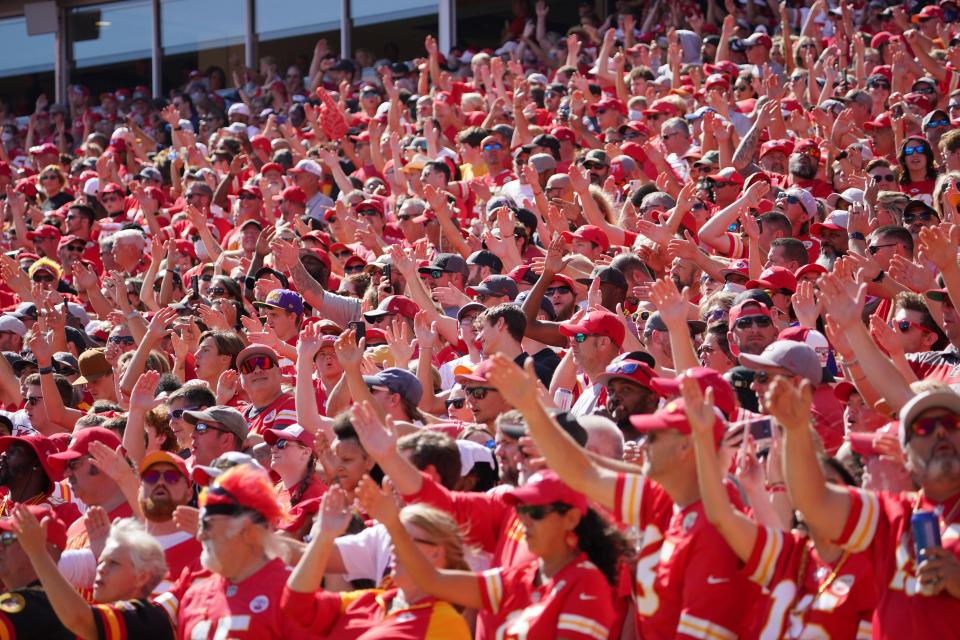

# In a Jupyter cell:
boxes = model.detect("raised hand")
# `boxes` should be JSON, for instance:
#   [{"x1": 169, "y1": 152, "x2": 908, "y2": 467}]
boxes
[
  {"x1": 333, "y1": 329, "x2": 365, "y2": 371},
  {"x1": 650, "y1": 277, "x2": 691, "y2": 328},
  {"x1": 270, "y1": 238, "x2": 301, "y2": 272},
  {"x1": 351, "y1": 400, "x2": 399, "y2": 460},
  {"x1": 918, "y1": 223, "x2": 960, "y2": 272},
  {"x1": 173, "y1": 505, "x2": 200, "y2": 537},
  {"x1": 146, "y1": 306, "x2": 177, "y2": 342},
  {"x1": 129, "y1": 370, "x2": 162, "y2": 412},
  {"x1": 413, "y1": 310, "x2": 438, "y2": 351},
  {"x1": 765, "y1": 376, "x2": 814, "y2": 431},
  {"x1": 216, "y1": 369, "x2": 240, "y2": 404},
  {"x1": 869, "y1": 314, "x2": 907, "y2": 357},
  {"x1": 790, "y1": 280, "x2": 821, "y2": 328},
  {"x1": 312, "y1": 485, "x2": 352, "y2": 540},
  {"x1": 680, "y1": 375, "x2": 718, "y2": 443},
  {"x1": 88, "y1": 440, "x2": 136, "y2": 487},
  {"x1": 820, "y1": 271, "x2": 866, "y2": 329},
  {"x1": 355, "y1": 474, "x2": 401, "y2": 526},
  {"x1": 485, "y1": 354, "x2": 542, "y2": 414},
  {"x1": 384, "y1": 317, "x2": 414, "y2": 367},
  {"x1": 81, "y1": 506, "x2": 111, "y2": 559}
]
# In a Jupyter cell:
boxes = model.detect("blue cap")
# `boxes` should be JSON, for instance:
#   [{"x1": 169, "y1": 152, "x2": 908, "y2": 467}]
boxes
[{"x1": 362, "y1": 368, "x2": 423, "y2": 405}]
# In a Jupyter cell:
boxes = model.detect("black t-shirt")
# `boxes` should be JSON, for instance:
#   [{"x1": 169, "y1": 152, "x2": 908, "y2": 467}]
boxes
[
  {"x1": 515, "y1": 349, "x2": 560, "y2": 388},
  {"x1": 0, "y1": 584, "x2": 76, "y2": 639}
]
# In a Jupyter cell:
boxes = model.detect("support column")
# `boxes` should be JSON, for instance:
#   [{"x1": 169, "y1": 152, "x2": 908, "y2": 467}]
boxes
[
  {"x1": 340, "y1": 0, "x2": 350, "y2": 59},
  {"x1": 54, "y1": 2, "x2": 68, "y2": 104},
  {"x1": 438, "y1": 0, "x2": 455, "y2": 54},
  {"x1": 245, "y1": 0, "x2": 255, "y2": 69},
  {"x1": 151, "y1": 0, "x2": 161, "y2": 96}
]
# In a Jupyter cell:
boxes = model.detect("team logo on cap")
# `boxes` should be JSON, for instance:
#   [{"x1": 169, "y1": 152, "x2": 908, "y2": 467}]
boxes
[{"x1": 265, "y1": 291, "x2": 283, "y2": 306}]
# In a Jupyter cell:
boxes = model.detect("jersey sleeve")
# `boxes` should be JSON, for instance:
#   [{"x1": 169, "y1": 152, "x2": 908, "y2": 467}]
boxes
[
  {"x1": 555, "y1": 568, "x2": 617, "y2": 640},
  {"x1": 278, "y1": 586, "x2": 346, "y2": 636},
  {"x1": 401, "y1": 472, "x2": 511, "y2": 553},
  {"x1": 834, "y1": 487, "x2": 883, "y2": 553},
  {"x1": 741, "y1": 526, "x2": 802, "y2": 588},
  {"x1": 477, "y1": 567, "x2": 506, "y2": 615},
  {"x1": 676, "y1": 525, "x2": 746, "y2": 640},
  {"x1": 613, "y1": 472, "x2": 648, "y2": 528},
  {"x1": 92, "y1": 599, "x2": 176, "y2": 640}
]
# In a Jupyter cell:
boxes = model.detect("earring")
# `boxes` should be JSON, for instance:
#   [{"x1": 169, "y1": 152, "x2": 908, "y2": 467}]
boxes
[{"x1": 565, "y1": 531, "x2": 579, "y2": 550}]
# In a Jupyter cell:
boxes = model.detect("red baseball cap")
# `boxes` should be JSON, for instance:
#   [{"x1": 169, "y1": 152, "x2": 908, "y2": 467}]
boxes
[
  {"x1": 561, "y1": 225, "x2": 610, "y2": 252},
  {"x1": 705, "y1": 74, "x2": 730, "y2": 91},
  {"x1": 263, "y1": 423, "x2": 316, "y2": 449},
  {"x1": 0, "y1": 505, "x2": 67, "y2": 550},
  {"x1": 261, "y1": 162, "x2": 284, "y2": 176},
  {"x1": 0, "y1": 434, "x2": 63, "y2": 483},
  {"x1": 589, "y1": 97, "x2": 627, "y2": 116},
  {"x1": 100, "y1": 182, "x2": 125, "y2": 196},
  {"x1": 559, "y1": 309, "x2": 625, "y2": 348},
  {"x1": 594, "y1": 359, "x2": 658, "y2": 392},
  {"x1": 760, "y1": 139, "x2": 794, "y2": 158},
  {"x1": 551, "y1": 126, "x2": 576, "y2": 143},
  {"x1": 864, "y1": 112, "x2": 893, "y2": 131},
  {"x1": 650, "y1": 367, "x2": 737, "y2": 419},
  {"x1": 548, "y1": 273, "x2": 578, "y2": 291},
  {"x1": 278, "y1": 185, "x2": 307, "y2": 205},
  {"x1": 363, "y1": 294, "x2": 419, "y2": 321},
  {"x1": 503, "y1": 469, "x2": 588, "y2": 513},
  {"x1": 629, "y1": 398, "x2": 727, "y2": 445},
  {"x1": 706, "y1": 167, "x2": 745, "y2": 185},
  {"x1": 238, "y1": 185, "x2": 263, "y2": 199},
  {"x1": 26, "y1": 224, "x2": 62, "y2": 241},
  {"x1": 48, "y1": 427, "x2": 122, "y2": 472},
  {"x1": 455, "y1": 358, "x2": 498, "y2": 384},
  {"x1": 355, "y1": 198, "x2": 384, "y2": 215},
  {"x1": 795, "y1": 263, "x2": 827, "y2": 280},
  {"x1": 199, "y1": 465, "x2": 283, "y2": 526},
  {"x1": 912, "y1": 5, "x2": 942, "y2": 21},
  {"x1": 508, "y1": 264, "x2": 540, "y2": 285},
  {"x1": 29, "y1": 143, "x2": 58, "y2": 156},
  {"x1": 746, "y1": 266, "x2": 798, "y2": 293}
]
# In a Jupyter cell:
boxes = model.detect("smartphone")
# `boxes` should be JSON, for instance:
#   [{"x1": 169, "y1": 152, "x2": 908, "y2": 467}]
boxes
[
  {"x1": 191, "y1": 275, "x2": 199, "y2": 298},
  {"x1": 348, "y1": 320, "x2": 366, "y2": 344},
  {"x1": 748, "y1": 418, "x2": 773, "y2": 441},
  {"x1": 382, "y1": 264, "x2": 391, "y2": 282}
]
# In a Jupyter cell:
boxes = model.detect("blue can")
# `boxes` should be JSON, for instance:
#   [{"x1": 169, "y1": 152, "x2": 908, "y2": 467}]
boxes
[{"x1": 911, "y1": 511, "x2": 942, "y2": 558}]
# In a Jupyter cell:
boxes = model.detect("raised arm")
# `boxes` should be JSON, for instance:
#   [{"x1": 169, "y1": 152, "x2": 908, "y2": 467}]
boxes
[
  {"x1": 649, "y1": 278, "x2": 700, "y2": 373},
  {"x1": 121, "y1": 370, "x2": 161, "y2": 466},
  {"x1": 487, "y1": 355, "x2": 619, "y2": 509},
  {"x1": 350, "y1": 400, "x2": 424, "y2": 496},
  {"x1": 286, "y1": 487, "x2": 352, "y2": 593},
  {"x1": 682, "y1": 377, "x2": 758, "y2": 562}
]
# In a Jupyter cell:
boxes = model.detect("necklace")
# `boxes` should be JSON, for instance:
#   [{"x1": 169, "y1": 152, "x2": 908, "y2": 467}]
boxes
[{"x1": 792, "y1": 540, "x2": 850, "y2": 610}]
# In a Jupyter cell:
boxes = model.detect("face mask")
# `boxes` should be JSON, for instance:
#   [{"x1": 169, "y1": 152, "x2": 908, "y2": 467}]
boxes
[{"x1": 628, "y1": 109, "x2": 644, "y2": 121}]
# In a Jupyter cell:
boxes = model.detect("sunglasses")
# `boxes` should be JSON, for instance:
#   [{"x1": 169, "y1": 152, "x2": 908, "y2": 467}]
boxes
[
  {"x1": 200, "y1": 274, "x2": 213, "y2": 282},
  {"x1": 572, "y1": 333, "x2": 598, "y2": 343},
  {"x1": 239, "y1": 356, "x2": 276, "y2": 374},
  {"x1": 238, "y1": 194, "x2": 259, "y2": 200},
  {"x1": 606, "y1": 361, "x2": 646, "y2": 376},
  {"x1": 345, "y1": 264, "x2": 365, "y2": 274},
  {"x1": 545, "y1": 286, "x2": 572, "y2": 296},
  {"x1": 925, "y1": 119, "x2": 950, "y2": 129},
  {"x1": 40, "y1": 174, "x2": 59, "y2": 181},
  {"x1": 515, "y1": 503, "x2": 570, "y2": 520},
  {"x1": 482, "y1": 143, "x2": 503, "y2": 151},
  {"x1": 734, "y1": 315, "x2": 773, "y2": 329},
  {"x1": 908, "y1": 414, "x2": 960, "y2": 439},
  {"x1": 194, "y1": 422, "x2": 226, "y2": 435},
  {"x1": 272, "y1": 439, "x2": 304, "y2": 450},
  {"x1": 583, "y1": 161, "x2": 607, "y2": 170},
  {"x1": 913, "y1": 85, "x2": 936, "y2": 95},
  {"x1": 424, "y1": 269, "x2": 444, "y2": 279},
  {"x1": 763, "y1": 288, "x2": 793, "y2": 298},
  {"x1": 65, "y1": 244, "x2": 85, "y2": 252},
  {"x1": 872, "y1": 173, "x2": 896, "y2": 183},
  {"x1": 445, "y1": 398, "x2": 466, "y2": 410},
  {"x1": 754, "y1": 371, "x2": 775, "y2": 384},
  {"x1": 903, "y1": 145, "x2": 928, "y2": 156},
  {"x1": 868, "y1": 82, "x2": 891, "y2": 90},
  {"x1": 785, "y1": 195, "x2": 800, "y2": 205},
  {"x1": 358, "y1": 209, "x2": 380, "y2": 217},
  {"x1": 169, "y1": 407, "x2": 197, "y2": 420},
  {"x1": 334, "y1": 251, "x2": 353, "y2": 259},
  {"x1": 904, "y1": 211, "x2": 936, "y2": 224},
  {"x1": 0, "y1": 531, "x2": 16, "y2": 546},
  {"x1": 706, "y1": 308, "x2": 727, "y2": 322},
  {"x1": 32, "y1": 274, "x2": 55, "y2": 283},
  {"x1": 464, "y1": 386, "x2": 496, "y2": 400},
  {"x1": 366, "y1": 313, "x2": 395, "y2": 324},
  {"x1": 893, "y1": 320, "x2": 933, "y2": 334},
  {"x1": 25, "y1": 396, "x2": 42, "y2": 406},
  {"x1": 868, "y1": 243, "x2": 899, "y2": 255},
  {"x1": 142, "y1": 469, "x2": 183, "y2": 484},
  {"x1": 109, "y1": 335, "x2": 136, "y2": 345}
]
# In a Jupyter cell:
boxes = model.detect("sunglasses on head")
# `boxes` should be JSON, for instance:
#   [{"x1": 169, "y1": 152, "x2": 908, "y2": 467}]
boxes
[
  {"x1": 239, "y1": 356, "x2": 276, "y2": 374},
  {"x1": 515, "y1": 503, "x2": 571, "y2": 520},
  {"x1": 545, "y1": 286, "x2": 572, "y2": 296},
  {"x1": 142, "y1": 469, "x2": 183, "y2": 485},
  {"x1": 735, "y1": 315, "x2": 772, "y2": 329},
  {"x1": 445, "y1": 398, "x2": 466, "y2": 410},
  {"x1": 903, "y1": 145, "x2": 927, "y2": 156},
  {"x1": 908, "y1": 414, "x2": 960, "y2": 440},
  {"x1": 465, "y1": 386, "x2": 495, "y2": 400}
]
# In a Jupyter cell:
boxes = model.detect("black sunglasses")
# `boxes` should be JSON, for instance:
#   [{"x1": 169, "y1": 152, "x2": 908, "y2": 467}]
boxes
[
  {"x1": 464, "y1": 386, "x2": 496, "y2": 400},
  {"x1": 445, "y1": 398, "x2": 466, "y2": 410},
  {"x1": 515, "y1": 503, "x2": 571, "y2": 520}
]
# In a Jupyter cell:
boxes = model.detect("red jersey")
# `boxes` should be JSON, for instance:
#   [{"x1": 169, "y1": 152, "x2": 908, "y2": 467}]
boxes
[
  {"x1": 743, "y1": 525, "x2": 875, "y2": 639},
  {"x1": 613, "y1": 472, "x2": 753, "y2": 640},
  {"x1": 478, "y1": 554, "x2": 616, "y2": 640},
  {"x1": 153, "y1": 532, "x2": 203, "y2": 594},
  {"x1": 242, "y1": 393, "x2": 298, "y2": 436},
  {"x1": 401, "y1": 473, "x2": 534, "y2": 640},
  {"x1": 835, "y1": 487, "x2": 960, "y2": 638},
  {"x1": 280, "y1": 587, "x2": 470, "y2": 639},
  {"x1": 176, "y1": 557, "x2": 311, "y2": 639}
]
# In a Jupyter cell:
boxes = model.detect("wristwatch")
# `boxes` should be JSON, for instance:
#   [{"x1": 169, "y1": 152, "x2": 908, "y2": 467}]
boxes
[{"x1": 848, "y1": 231, "x2": 866, "y2": 241}]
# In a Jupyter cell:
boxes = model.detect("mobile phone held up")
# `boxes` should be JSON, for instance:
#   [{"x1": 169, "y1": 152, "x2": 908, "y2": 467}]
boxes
[{"x1": 348, "y1": 320, "x2": 366, "y2": 345}]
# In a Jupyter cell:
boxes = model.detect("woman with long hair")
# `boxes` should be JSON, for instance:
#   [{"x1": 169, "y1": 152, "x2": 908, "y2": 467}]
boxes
[
  {"x1": 283, "y1": 488, "x2": 471, "y2": 639},
  {"x1": 264, "y1": 425, "x2": 325, "y2": 539},
  {"x1": 38, "y1": 165, "x2": 72, "y2": 211},
  {"x1": 898, "y1": 135, "x2": 939, "y2": 199}
]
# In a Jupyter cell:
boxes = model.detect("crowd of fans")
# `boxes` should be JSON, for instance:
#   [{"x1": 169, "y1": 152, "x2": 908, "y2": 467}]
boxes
[{"x1": 0, "y1": 0, "x2": 957, "y2": 637}]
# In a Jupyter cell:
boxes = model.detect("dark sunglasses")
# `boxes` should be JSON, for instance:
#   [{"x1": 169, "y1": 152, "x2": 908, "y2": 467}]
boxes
[
  {"x1": 464, "y1": 386, "x2": 496, "y2": 400},
  {"x1": 108, "y1": 336, "x2": 136, "y2": 345},
  {"x1": 239, "y1": 356, "x2": 276, "y2": 374},
  {"x1": 925, "y1": 119, "x2": 950, "y2": 129},
  {"x1": 913, "y1": 85, "x2": 936, "y2": 95},
  {"x1": 908, "y1": 414, "x2": 960, "y2": 439},
  {"x1": 272, "y1": 439, "x2": 303, "y2": 450},
  {"x1": 868, "y1": 243, "x2": 899, "y2": 255},
  {"x1": 893, "y1": 320, "x2": 933, "y2": 334},
  {"x1": 142, "y1": 469, "x2": 183, "y2": 484},
  {"x1": 366, "y1": 313, "x2": 395, "y2": 324},
  {"x1": 238, "y1": 194, "x2": 259, "y2": 200},
  {"x1": 200, "y1": 274, "x2": 214, "y2": 282},
  {"x1": 482, "y1": 143, "x2": 502, "y2": 151},
  {"x1": 32, "y1": 274, "x2": 55, "y2": 283},
  {"x1": 169, "y1": 407, "x2": 197, "y2": 420},
  {"x1": 583, "y1": 161, "x2": 607, "y2": 170},
  {"x1": 755, "y1": 371, "x2": 774, "y2": 384},
  {"x1": 515, "y1": 503, "x2": 571, "y2": 520},
  {"x1": 734, "y1": 315, "x2": 773, "y2": 329},
  {"x1": 334, "y1": 250, "x2": 353, "y2": 260},
  {"x1": 358, "y1": 209, "x2": 380, "y2": 217},
  {"x1": 903, "y1": 145, "x2": 928, "y2": 156},
  {"x1": 209, "y1": 286, "x2": 227, "y2": 296},
  {"x1": 868, "y1": 81, "x2": 891, "y2": 90},
  {"x1": 445, "y1": 398, "x2": 466, "y2": 410},
  {"x1": 424, "y1": 269, "x2": 444, "y2": 279},
  {"x1": 872, "y1": 173, "x2": 896, "y2": 182},
  {"x1": 545, "y1": 286, "x2": 572, "y2": 296},
  {"x1": 65, "y1": 243, "x2": 85, "y2": 252},
  {"x1": 904, "y1": 211, "x2": 936, "y2": 224},
  {"x1": 572, "y1": 333, "x2": 596, "y2": 343},
  {"x1": 345, "y1": 264, "x2": 365, "y2": 274}
]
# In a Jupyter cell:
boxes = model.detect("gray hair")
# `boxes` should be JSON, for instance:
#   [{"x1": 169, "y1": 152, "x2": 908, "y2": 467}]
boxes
[
  {"x1": 111, "y1": 229, "x2": 146, "y2": 249},
  {"x1": 580, "y1": 415, "x2": 625, "y2": 460},
  {"x1": 104, "y1": 518, "x2": 168, "y2": 597}
]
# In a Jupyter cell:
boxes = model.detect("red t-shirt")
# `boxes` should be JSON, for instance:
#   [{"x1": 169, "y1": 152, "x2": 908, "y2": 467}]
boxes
[
  {"x1": 835, "y1": 487, "x2": 960, "y2": 638},
  {"x1": 478, "y1": 554, "x2": 617, "y2": 640},
  {"x1": 742, "y1": 525, "x2": 876, "y2": 638}
]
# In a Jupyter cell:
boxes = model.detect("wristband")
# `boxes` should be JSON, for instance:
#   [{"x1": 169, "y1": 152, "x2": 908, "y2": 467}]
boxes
[
  {"x1": 848, "y1": 231, "x2": 866, "y2": 241},
  {"x1": 840, "y1": 356, "x2": 859, "y2": 368},
  {"x1": 38, "y1": 366, "x2": 54, "y2": 375}
]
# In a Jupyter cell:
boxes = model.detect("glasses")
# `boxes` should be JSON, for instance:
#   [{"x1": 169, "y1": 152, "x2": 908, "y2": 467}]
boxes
[
  {"x1": 142, "y1": 469, "x2": 183, "y2": 485},
  {"x1": 108, "y1": 336, "x2": 136, "y2": 345},
  {"x1": 515, "y1": 503, "x2": 570, "y2": 520},
  {"x1": 358, "y1": 209, "x2": 380, "y2": 217},
  {"x1": 763, "y1": 288, "x2": 793, "y2": 298},
  {"x1": 209, "y1": 286, "x2": 228, "y2": 297},
  {"x1": 872, "y1": 173, "x2": 896, "y2": 183},
  {"x1": 345, "y1": 264, "x2": 365, "y2": 274},
  {"x1": 894, "y1": 320, "x2": 933, "y2": 334},
  {"x1": 903, "y1": 145, "x2": 927, "y2": 156},
  {"x1": 545, "y1": 286, "x2": 572, "y2": 296},
  {"x1": 32, "y1": 274, "x2": 55, "y2": 283},
  {"x1": 238, "y1": 194, "x2": 259, "y2": 201},
  {"x1": 691, "y1": 201, "x2": 708, "y2": 212},
  {"x1": 240, "y1": 356, "x2": 276, "y2": 374},
  {"x1": 272, "y1": 439, "x2": 304, "y2": 450},
  {"x1": 445, "y1": 398, "x2": 466, "y2": 410},
  {"x1": 868, "y1": 82, "x2": 891, "y2": 90},
  {"x1": 572, "y1": 333, "x2": 597, "y2": 343},
  {"x1": 194, "y1": 422, "x2": 226, "y2": 435},
  {"x1": 785, "y1": 195, "x2": 800, "y2": 206},
  {"x1": 755, "y1": 371, "x2": 774, "y2": 384},
  {"x1": 925, "y1": 119, "x2": 950, "y2": 129},
  {"x1": 914, "y1": 85, "x2": 936, "y2": 95},
  {"x1": 868, "y1": 243, "x2": 899, "y2": 255},
  {"x1": 482, "y1": 143, "x2": 502, "y2": 151},
  {"x1": 169, "y1": 407, "x2": 197, "y2": 420},
  {"x1": 799, "y1": 43, "x2": 818, "y2": 50},
  {"x1": 607, "y1": 361, "x2": 645, "y2": 376},
  {"x1": 734, "y1": 84, "x2": 750, "y2": 91},
  {"x1": 65, "y1": 244, "x2": 85, "y2": 252},
  {"x1": 459, "y1": 314, "x2": 479, "y2": 326},
  {"x1": 424, "y1": 269, "x2": 444, "y2": 280},
  {"x1": 464, "y1": 386, "x2": 496, "y2": 400},
  {"x1": 908, "y1": 414, "x2": 960, "y2": 439},
  {"x1": 706, "y1": 308, "x2": 727, "y2": 322},
  {"x1": 734, "y1": 315, "x2": 773, "y2": 329},
  {"x1": 25, "y1": 396, "x2": 42, "y2": 406},
  {"x1": 40, "y1": 174, "x2": 59, "y2": 181},
  {"x1": 904, "y1": 211, "x2": 936, "y2": 224},
  {"x1": 366, "y1": 313, "x2": 395, "y2": 324},
  {"x1": 334, "y1": 251, "x2": 353, "y2": 259},
  {"x1": 583, "y1": 161, "x2": 607, "y2": 170}
]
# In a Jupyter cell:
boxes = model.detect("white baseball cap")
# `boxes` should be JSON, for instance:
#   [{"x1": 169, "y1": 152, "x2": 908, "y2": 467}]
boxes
[{"x1": 290, "y1": 159, "x2": 324, "y2": 178}]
